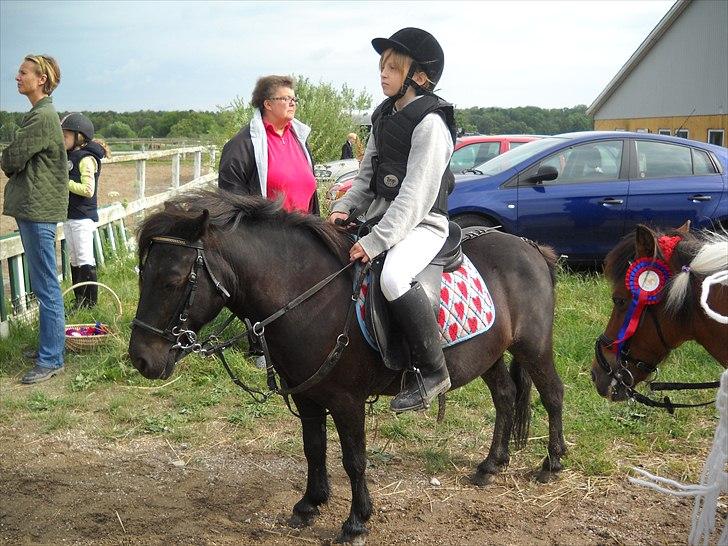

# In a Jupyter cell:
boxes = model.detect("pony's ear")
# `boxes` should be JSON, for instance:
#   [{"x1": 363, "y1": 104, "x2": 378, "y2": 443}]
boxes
[
  {"x1": 676, "y1": 220, "x2": 691, "y2": 234},
  {"x1": 634, "y1": 224, "x2": 657, "y2": 258},
  {"x1": 190, "y1": 209, "x2": 210, "y2": 241}
]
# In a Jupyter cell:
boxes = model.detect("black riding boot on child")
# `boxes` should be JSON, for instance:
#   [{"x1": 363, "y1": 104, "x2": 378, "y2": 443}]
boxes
[
  {"x1": 389, "y1": 282, "x2": 451, "y2": 413},
  {"x1": 78, "y1": 265, "x2": 98, "y2": 308},
  {"x1": 70, "y1": 265, "x2": 84, "y2": 309}
]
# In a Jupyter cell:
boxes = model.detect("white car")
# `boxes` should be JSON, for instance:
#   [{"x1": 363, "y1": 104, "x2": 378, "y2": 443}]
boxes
[{"x1": 314, "y1": 158, "x2": 359, "y2": 183}]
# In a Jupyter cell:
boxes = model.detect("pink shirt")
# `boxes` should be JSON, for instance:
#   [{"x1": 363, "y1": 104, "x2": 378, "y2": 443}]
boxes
[{"x1": 264, "y1": 121, "x2": 316, "y2": 213}]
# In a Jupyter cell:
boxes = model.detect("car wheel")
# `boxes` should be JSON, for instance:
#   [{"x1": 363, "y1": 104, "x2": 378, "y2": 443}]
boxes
[{"x1": 452, "y1": 214, "x2": 500, "y2": 230}]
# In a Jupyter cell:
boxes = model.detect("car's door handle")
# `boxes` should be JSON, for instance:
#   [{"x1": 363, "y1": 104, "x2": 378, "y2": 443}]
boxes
[
  {"x1": 600, "y1": 198, "x2": 624, "y2": 205},
  {"x1": 689, "y1": 194, "x2": 711, "y2": 202}
]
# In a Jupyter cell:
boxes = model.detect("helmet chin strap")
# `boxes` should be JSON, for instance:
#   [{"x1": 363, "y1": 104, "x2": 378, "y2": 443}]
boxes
[{"x1": 395, "y1": 63, "x2": 431, "y2": 100}]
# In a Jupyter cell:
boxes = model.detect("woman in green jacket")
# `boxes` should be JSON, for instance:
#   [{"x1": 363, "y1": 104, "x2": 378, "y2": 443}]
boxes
[{"x1": 1, "y1": 54, "x2": 68, "y2": 384}]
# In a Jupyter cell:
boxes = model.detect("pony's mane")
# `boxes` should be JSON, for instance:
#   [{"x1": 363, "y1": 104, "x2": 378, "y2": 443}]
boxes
[
  {"x1": 604, "y1": 226, "x2": 728, "y2": 317},
  {"x1": 137, "y1": 189, "x2": 350, "y2": 262}
]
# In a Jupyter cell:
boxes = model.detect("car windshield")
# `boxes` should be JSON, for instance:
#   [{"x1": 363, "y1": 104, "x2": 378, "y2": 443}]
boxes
[{"x1": 473, "y1": 137, "x2": 567, "y2": 176}]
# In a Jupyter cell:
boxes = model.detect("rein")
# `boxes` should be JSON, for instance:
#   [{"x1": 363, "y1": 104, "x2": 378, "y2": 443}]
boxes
[{"x1": 132, "y1": 235, "x2": 369, "y2": 416}]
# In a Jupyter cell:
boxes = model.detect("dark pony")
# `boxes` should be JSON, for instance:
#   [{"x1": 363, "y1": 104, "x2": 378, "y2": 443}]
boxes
[
  {"x1": 129, "y1": 190, "x2": 566, "y2": 543},
  {"x1": 592, "y1": 222, "x2": 728, "y2": 402}
]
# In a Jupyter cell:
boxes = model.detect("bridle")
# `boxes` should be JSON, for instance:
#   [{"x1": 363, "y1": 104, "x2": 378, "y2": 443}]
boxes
[
  {"x1": 131, "y1": 234, "x2": 369, "y2": 414},
  {"x1": 131, "y1": 236, "x2": 230, "y2": 353},
  {"x1": 595, "y1": 306, "x2": 671, "y2": 397}
]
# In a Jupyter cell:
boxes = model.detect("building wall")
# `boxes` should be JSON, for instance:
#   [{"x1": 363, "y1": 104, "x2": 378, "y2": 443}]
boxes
[
  {"x1": 593, "y1": 0, "x2": 728, "y2": 119},
  {"x1": 594, "y1": 114, "x2": 728, "y2": 145}
]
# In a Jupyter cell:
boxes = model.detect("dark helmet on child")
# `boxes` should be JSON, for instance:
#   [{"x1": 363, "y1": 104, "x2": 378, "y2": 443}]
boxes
[
  {"x1": 61, "y1": 112, "x2": 94, "y2": 141},
  {"x1": 372, "y1": 27, "x2": 445, "y2": 86}
]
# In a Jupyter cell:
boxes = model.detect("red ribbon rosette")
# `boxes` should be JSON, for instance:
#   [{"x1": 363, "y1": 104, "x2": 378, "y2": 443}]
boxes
[{"x1": 614, "y1": 258, "x2": 671, "y2": 350}]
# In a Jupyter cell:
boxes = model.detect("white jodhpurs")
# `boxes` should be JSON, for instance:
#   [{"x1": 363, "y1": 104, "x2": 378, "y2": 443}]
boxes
[
  {"x1": 63, "y1": 218, "x2": 97, "y2": 267},
  {"x1": 380, "y1": 225, "x2": 447, "y2": 302}
]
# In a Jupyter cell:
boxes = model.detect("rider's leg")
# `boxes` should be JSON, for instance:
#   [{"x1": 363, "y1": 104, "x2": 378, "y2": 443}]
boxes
[{"x1": 380, "y1": 226, "x2": 450, "y2": 413}]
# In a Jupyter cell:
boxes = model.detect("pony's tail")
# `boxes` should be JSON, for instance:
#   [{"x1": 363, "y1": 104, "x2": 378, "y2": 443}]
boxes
[
  {"x1": 510, "y1": 358, "x2": 532, "y2": 450},
  {"x1": 537, "y1": 244, "x2": 558, "y2": 287}
]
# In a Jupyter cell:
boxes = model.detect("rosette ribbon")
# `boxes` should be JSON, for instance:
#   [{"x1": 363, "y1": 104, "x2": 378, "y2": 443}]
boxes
[{"x1": 613, "y1": 257, "x2": 672, "y2": 353}]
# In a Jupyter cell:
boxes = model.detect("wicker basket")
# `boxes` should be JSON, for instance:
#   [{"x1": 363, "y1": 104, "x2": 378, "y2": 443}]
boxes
[{"x1": 62, "y1": 282, "x2": 123, "y2": 352}]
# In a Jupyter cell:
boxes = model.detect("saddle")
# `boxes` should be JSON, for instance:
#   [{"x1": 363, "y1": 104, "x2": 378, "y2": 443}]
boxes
[{"x1": 365, "y1": 222, "x2": 464, "y2": 371}]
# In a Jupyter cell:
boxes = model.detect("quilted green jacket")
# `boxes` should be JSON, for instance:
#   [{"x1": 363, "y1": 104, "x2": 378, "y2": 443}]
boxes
[{"x1": 2, "y1": 96, "x2": 68, "y2": 223}]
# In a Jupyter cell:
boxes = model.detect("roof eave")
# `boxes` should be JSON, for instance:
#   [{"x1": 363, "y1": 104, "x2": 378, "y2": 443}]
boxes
[{"x1": 586, "y1": 0, "x2": 690, "y2": 116}]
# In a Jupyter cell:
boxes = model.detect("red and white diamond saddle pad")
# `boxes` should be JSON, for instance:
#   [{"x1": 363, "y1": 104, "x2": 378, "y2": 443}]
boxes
[{"x1": 355, "y1": 255, "x2": 496, "y2": 350}]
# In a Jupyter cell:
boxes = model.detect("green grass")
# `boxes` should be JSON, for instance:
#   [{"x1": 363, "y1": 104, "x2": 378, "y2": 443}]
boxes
[{"x1": 0, "y1": 252, "x2": 723, "y2": 483}]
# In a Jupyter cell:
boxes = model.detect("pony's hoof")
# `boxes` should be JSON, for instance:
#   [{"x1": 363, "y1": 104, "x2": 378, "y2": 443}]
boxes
[
  {"x1": 290, "y1": 505, "x2": 319, "y2": 528},
  {"x1": 335, "y1": 520, "x2": 368, "y2": 545},
  {"x1": 469, "y1": 471, "x2": 495, "y2": 486},
  {"x1": 535, "y1": 469, "x2": 559, "y2": 484},
  {"x1": 334, "y1": 533, "x2": 366, "y2": 545}
]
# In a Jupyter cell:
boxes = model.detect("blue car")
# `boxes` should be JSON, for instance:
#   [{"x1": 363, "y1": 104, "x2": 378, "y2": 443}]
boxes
[{"x1": 448, "y1": 131, "x2": 728, "y2": 263}]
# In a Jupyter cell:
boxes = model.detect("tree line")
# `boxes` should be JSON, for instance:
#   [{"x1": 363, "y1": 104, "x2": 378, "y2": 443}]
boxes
[
  {"x1": 0, "y1": 109, "x2": 223, "y2": 141},
  {"x1": 455, "y1": 105, "x2": 592, "y2": 135},
  {"x1": 0, "y1": 90, "x2": 593, "y2": 162}
]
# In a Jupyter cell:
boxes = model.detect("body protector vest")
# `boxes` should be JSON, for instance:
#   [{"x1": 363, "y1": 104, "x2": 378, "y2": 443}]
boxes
[
  {"x1": 369, "y1": 95, "x2": 457, "y2": 215},
  {"x1": 67, "y1": 141, "x2": 105, "y2": 222}
]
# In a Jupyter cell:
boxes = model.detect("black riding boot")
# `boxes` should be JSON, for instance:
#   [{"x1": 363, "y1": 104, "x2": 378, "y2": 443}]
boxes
[
  {"x1": 79, "y1": 265, "x2": 98, "y2": 308},
  {"x1": 389, "y1": 282, "x2": 451, "y2": 413},
  {"x1": 70, "y1": 266, "x2": 83, "y2": 309}
]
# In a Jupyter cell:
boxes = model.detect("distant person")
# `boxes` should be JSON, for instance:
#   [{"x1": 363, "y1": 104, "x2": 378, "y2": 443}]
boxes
[
  {"x1": 61, "y1": 113, "x2": 110, "y2": 309},
  {"x1": 327, "y1": 28, "x2": 457, "y2": 413},
  {"x1": 218, "y1": 75, "x2": 319, "y2": 215},
  {"x1": 341, "y1": 133, "x2": 358, "y2": 160},
  {"x1": 1, "y1": 54, "x2": 67, "y2": 384}
]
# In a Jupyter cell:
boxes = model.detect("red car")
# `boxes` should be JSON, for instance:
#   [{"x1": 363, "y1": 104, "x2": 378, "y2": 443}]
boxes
[
  {"x1": 449, "y1": 134, "x2": 542, "y2": 174},
  {"x1": 326, "y1": 134, "x2": 542, "y2": 201}
]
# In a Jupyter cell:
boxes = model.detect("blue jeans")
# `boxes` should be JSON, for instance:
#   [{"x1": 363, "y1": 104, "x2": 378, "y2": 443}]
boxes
[{"x1": 17, "y1": 219, "x2": 65, "y2": 368}]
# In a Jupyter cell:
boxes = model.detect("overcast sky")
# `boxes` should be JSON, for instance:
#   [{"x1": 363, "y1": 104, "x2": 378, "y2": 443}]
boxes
[{"x1": 0, "y1": 0, "x2": 674, "y2": 112}]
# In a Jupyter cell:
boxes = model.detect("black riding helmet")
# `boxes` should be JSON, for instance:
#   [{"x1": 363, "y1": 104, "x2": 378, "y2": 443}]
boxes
[
  {"x1": 372, "y1": 27, "x2": 444, "y2": 96},
  {"x1": 61, "y1": 112, "x2": 94, "y2": 141}
]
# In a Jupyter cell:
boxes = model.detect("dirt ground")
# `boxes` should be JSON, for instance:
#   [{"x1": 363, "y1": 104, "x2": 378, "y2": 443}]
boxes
[{"x1": 0, "y1": 422, "x2": 712, "y2": 546}]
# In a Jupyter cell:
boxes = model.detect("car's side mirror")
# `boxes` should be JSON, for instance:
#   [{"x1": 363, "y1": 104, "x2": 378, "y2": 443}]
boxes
[{"x1": 524, "y1": 165, "x2": 559, "y2": 184}]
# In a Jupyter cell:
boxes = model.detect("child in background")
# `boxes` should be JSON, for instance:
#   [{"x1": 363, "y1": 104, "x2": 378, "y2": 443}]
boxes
[{"x1": 60, "y1": 113, "x2": 109, "y2": 308}]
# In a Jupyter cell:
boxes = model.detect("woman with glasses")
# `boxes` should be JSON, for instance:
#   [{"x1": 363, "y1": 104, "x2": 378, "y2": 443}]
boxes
[
  {"x1": 218, "y1": 75, "x2": 319, "y2": 214},
  {"x1": 2, "y1": 54, "x2": 68, "y2": 384}
]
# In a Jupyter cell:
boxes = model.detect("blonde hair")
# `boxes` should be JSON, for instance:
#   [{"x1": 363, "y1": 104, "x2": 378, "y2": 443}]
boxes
[
  {"x1": 95, "y1": 138, "x2": 112, "y2": 158},
  {"x1": 379, "y1": 48, "x2": 433, "y2": 91},
  {"x1": 24, "y1": 54, "x2": 61, "y2": 95}
]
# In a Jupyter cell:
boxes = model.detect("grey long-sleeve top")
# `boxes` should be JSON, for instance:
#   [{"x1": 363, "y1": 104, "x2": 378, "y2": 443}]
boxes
[{"x1": 332, "y1": 98, "x2": 453, "y2": 259}]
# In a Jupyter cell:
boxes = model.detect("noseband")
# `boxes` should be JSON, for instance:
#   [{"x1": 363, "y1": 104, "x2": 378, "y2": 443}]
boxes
[
  {"x1": 594, "y1": 306, "x2": 671, "y2": 392},
  {"x1": 131, "y1": 236, "x2": 230, "y2": 353}
]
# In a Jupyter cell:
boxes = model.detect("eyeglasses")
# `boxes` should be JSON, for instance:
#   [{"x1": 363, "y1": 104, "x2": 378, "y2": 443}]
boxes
[{"x1": 268, "y1": 96, "x2": 300, "y2": 105}]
